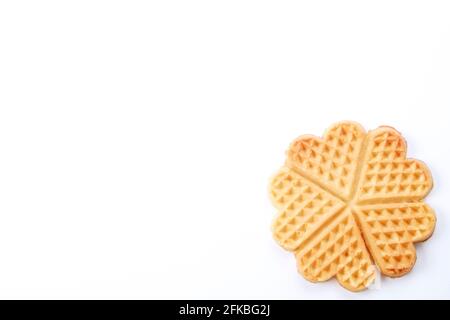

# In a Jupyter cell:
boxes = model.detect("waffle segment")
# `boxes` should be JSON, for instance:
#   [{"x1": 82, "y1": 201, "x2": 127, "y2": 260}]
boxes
[
  {"x1": 353, "y1": 202, "x2": 435, "y2": 277},
  {"x1": 286, "y1": 122, "x2": 366, "y2": 201},
  {"x1": 356, "y1": 127, "x2": 433, "y2": 203},
  {"x1": 295, "y1": 208, "x2": 376, "y2": 291},
  {"x1": 270, "y1": 167, "x2": 345, "y2": 251}
]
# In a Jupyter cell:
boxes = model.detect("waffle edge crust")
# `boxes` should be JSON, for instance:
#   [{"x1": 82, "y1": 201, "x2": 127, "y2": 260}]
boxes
[{"x1": 269, "y1": 121, "x2": 436, "y2": 292}]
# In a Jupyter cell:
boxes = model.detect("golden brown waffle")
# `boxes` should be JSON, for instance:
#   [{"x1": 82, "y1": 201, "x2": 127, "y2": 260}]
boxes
[{"x1": 270, "y1": 121, "x2": 436, "y2": 291}]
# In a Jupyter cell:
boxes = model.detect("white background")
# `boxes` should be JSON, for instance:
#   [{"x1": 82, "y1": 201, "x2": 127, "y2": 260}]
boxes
[{"x1": 0, "y1": 1, "x2": 449, "y2": 300}]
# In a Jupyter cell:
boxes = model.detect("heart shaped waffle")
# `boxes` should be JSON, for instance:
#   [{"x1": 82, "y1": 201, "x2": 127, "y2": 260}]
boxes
[{"x1": 270, "y1": 121, "x2": 436, "y2": 291}]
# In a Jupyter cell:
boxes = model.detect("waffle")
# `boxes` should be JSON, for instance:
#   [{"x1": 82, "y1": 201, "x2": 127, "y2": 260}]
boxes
[{"x1": 270, "y1": 121, "x2": 436, "y2": 291}]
